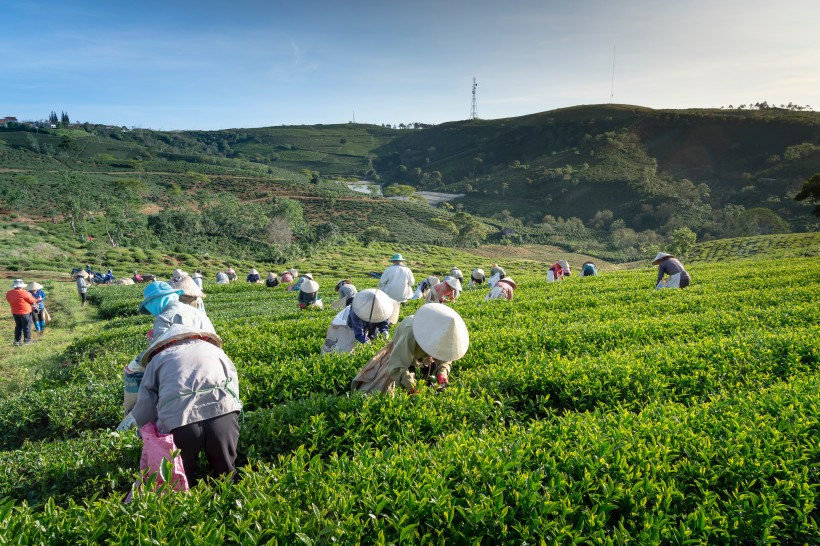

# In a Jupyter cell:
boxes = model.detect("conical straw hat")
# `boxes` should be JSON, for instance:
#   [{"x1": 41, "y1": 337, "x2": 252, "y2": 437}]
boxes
[
  {"x1": 352, "y1": 288, "x2": 395, "y2": 323},
  {"x1": 497, "y1": 277, "x2": 517, "y2": 289},
  {"x1": 172, "y1": 275, "x2": 206, "y2": 298},
  {"x1": 26, "y1": 282, "x2": 44, "y2": 291},
  {"x1": 652, "y1": 252, "x2": 673, "y2": 265},
  {"x1": 444, "y1": 277, "x2": 462, "y2": 291},
  {"x1": 249, "y1": 268, "x2": 258, "y2": 275},
  {"x1": 412, "y1": 303, "x2": 469, "y2": 362},
  {"x1": 471, "y1": 268, "x2": 485, "y2": 279},
  {"x1": 300, "y1": 279, "x2": 319, "y2": 293},
  {"x1": 172, "y1": 268, "x2": 188, "y2": 281}
]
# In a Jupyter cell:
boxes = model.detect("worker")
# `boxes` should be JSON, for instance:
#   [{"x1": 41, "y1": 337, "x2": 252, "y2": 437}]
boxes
[
  {"x1": 171, "y1": 272, "x2": 207, "y2": 312},
  {"x1": 192, "y1": 271, "x2": 204, "y2": 289},
  {"x1": 298, "y1": 278, "x2": 323, "y2": 309},
  {"x1": 449, "y1": 267, "x2": 464, "y2": 284},
  {"x1": 653, "y1": 252, "x2": 691, "y2": 289},
  {"x1": 133, "y1": 271, "x2": 144, "y2": 283},
  {"x1": 488, "y1": 263, "x2": 506, "y2": 287},
  {"x1": 26, "y1": 281, "x2": 47, "y2": 333},
  {"x1": 412, "y1": 275, "x2": 439, "y2": 300},
  {"x1": 265, "y1": 272, "x2": 279, "y2": 288},
  {"x1": 131, "y1": 319, "x2": 241, "y2": 487},
  {"x1": 332, "y1": 279, "x2": 358, "y2": 310},
  {"x1": 6, "y1": 279, "x2": 37, "y2": 346},
  {"x1": 378, "y1": 253, "x2": 415, "y2": 303},
  {"x1": 216, "y1": 271, "x2": 229, "y2": 284},
  {"x1": 468, "y1": 268, "x2": 486, "y2": 287},
  {"x1": 580, "y1": 262, "x2": 598, "y2": 277},
  {"x1": 485, "y1": 277, "x2": 516, "y2": 301},
  {"x1": 547, "y1": 262, "x2": 566, "y2": 282},
  {"x1": 289, "y1": 272, "x2": 314, "y2": 292},
  {"x1": 225, "y1": 266, "x2": 237, "y2": 282},
  {"x1": 351, "y1": 303, "x2": 469, "y2": 395},
  {"x1": 280, "y1": 270, "x2": 294, "y2": 285},
  {"x1": 426, "y1": 277, "x2": 462, "y2": 303},
  {"x1": 171, "y1": 269, "x2": 188, "y2": 284},
  {"x1": 247, "y1": 269, "x2": 261, "y2": 283},
  {"x1": 76, "y1": 270, "x2": 90, "y2": 305},
  {"x1": 322, "y1": 288, "x2": 398, "y2": 354}
]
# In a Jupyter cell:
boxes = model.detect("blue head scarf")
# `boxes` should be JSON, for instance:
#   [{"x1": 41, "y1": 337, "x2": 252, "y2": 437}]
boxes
[{"x1": 144, "y1": 293, "x2": 179, "y2": 317}]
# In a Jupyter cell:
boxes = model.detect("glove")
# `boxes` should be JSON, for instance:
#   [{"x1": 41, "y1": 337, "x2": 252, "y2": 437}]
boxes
[
  {"x1": 436, "y1": 375, "x2": 449, "y2": 392},
  {"x1": 380, "y1": 330, "x2": 390, "y2": 340}
]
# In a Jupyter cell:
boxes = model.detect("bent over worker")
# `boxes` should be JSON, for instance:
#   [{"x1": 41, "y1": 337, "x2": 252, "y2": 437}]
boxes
[
  {"x1": 653, "y1": 252, "x2": 691, "y2": 289},
  {"x1": 351, "y1": 303, "x2": 469, "y2": 395}
]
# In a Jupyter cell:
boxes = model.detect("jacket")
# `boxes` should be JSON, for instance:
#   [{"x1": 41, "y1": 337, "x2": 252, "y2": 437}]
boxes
[
  {"x1": 131, "y1": 337, "x2": 241, "y2": 433},
  {"x1": 426, "y1": 282, "x2": 455, "y2": 303},
  {"x1": 347, "y1": 307, "x2": 390, "y2": 343},
  {"x1": 378, "y1": 264, "x2": 415, "y2": 302},
  {"x1": 148, "y1": 301, "x2": 216, "y2": 357},
  {"x1": 6, "y1": 289, "x2": 36, "y2": 315},
  {"x1": 29, "y1": 289, "x2": 46, "y2": 311},
  {"x1": 76, "y1": 277, "x2": 89, "y2": 294},
  {"x1": 387, "y1": 315, "x2": 451, "y2": 390}
]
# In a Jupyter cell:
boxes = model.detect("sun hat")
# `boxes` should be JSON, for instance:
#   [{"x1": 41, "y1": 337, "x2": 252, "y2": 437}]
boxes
[
  {"x1": 303, "y1": 273, "x2": 314, "y2": 280},
  {"x1": 390, "y1": 253, "x2": 405, "y2": 263},
  {"x1": 444, "y1": 277, "x2": 462, "y2": 292},
  {"x1": 450, "y1": 267, "x2": 463, "y2": 277},
  {"x1": 352, "y1": 288, "x2": 396, "y2": 323},
  {"x1": 471, "y1": 268, "x2": 485, "y2": 279},
  {"x1": 497, "y1": 277, "x2": 517, "y2": 289},
  {"x1": 192, "y1": 271, "x2": 203, "y2": 279},
  {"x1": 335, "y1": 279, "x2": 350, "y2": 292},
  {"x1": 26, "y1": 282, "x2": 44, "y2": 291},
  {"x1": 652, "y1": 252, "x2": 673, "y2": 265},
  {"x1": 76, "y1": 270, "x2": 89, "y2": 278},
  {"x1": 557, "y1": 260, "x2": 570, "y2": 271},
  {"x1": 300, "y1": 279, "x2": 319, "y2": 293},
  {"x1": 249, "y1": 268, "x2": 258, "y2": 275},
  {"x1": 11, "y1": 279, "x2": 25, "y2": 289},
  {"x1": 172, "y1": 268, "x2": 188, "y2": 281},
  {"x1": 138, "y1": 281, "x2": 184, "y2": 315},
  {"x1": 412, "y1": 303, "x2": 469, "y2": 362},
  {"x1": 172, "y1": 275, "x2": 206, "y2": 299}
]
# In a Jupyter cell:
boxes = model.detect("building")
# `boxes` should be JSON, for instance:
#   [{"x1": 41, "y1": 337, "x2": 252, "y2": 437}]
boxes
[{"x1": 1, "y1": 116, "x2": 18, "y2": 126}]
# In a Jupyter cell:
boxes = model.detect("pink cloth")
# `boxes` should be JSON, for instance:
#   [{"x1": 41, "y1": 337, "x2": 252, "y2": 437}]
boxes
[{"x1": 132, "y1": 422, "x2": 189, "y2": 496}]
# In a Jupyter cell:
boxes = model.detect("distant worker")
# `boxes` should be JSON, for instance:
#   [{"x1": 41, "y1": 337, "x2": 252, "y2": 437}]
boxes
[
  {"x1": 580, "y1": 261, "x2": 599, "y2": 277},
  {"x1": 280, "y1": 270, "x2": 294, "y2": 285},
  {"x1": 351, "y1": 303, "x2": 469, "y2": 394},
  {"x1": 27, "y1": 281, "x2": 47, "y2": 333},
  {"x1": 76, "y1": 270, "x2": 90, "y2": 305},
  {"x1": 653, "y1": 252, "x2": 691, "y2": 289},
  {"x1": 171, "y1": 273, "x2": 207, "y2": 312},
  {"x1": 332, "y1": 279, "x2": 358, "y2": 310},
  {"x1": 6, "y1": 279, "x2": 37, "y2": 346},
  {"x1": 488, "y1": 263, "x2": 506, "y2": 287},
  {"x1": 133, "y1": 271, "x2": 144, "y2": 283},
  {"x1": 485, "y1": 277, "x2": 516, "y2": 301},
  {"x1": 412, "y1": 275, "x2": 439, "y2": 301},
  {"x1": 426, "y1": 277, "x2": 462, "y2": 303},
  {"x1": 216, "y1": 271, "x2": 229, "y2": 284},
  {"x1": 322, "y1": 288, "x2": 397, "y2": 354},
  {"x1": 378, "y1": 253, "x2": 415, "y2": 303},
  {"x1": 192, "y1": 271, "x2": 204, "y2": 289},
  {"x1": 265, "y1": 272, "x2": 279, "y2": 288},
  {"x1": 247, "y1": 269, "x2": 260, "y2": 283},
  {"x1": 289, "y1": 272, "x2": 313, "y2": 292},
  {"x1": 449, "y1": 267, "x2": 464, "y2": 284},
  {"x1": 468, "y1": 268, "x2": 486, "y2": 287},
  {"x1": 547, "y1": 261, "x2": 567, "y2": 282},
  {"x1": 298, "y1": 278, "x2": 323, "y2": 309},
  {"x1": 225, "y1": 266, "x2": 237, "y2": 282}
]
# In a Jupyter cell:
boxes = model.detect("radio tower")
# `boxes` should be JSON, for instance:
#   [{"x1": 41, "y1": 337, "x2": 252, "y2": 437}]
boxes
[{"x1": 470, "y1": 77, "x2": 478, "y2": 120}]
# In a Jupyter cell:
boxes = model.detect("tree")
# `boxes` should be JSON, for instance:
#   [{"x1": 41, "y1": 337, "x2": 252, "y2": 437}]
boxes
[
  {"x1": 795, "y1": 173, "x2": 820, "y2": 216},
  {"x1": 361, "y1": 226, "x2": 390, "y2": 246},
  {"x1": 382, "y1": 184, "x2": 415, "y2": 198},
  {"x1": 453, "y1": 211, "x2": 488, "y2": 244},
  {"x1": 61, "y1": 111, "x2": 70, "y2": 125},
  {"x1": 668, "y1": 227, "x2": 697, "y2": 258}
]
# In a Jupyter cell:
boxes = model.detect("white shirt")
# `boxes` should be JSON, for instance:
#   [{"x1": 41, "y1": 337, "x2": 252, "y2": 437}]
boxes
[{"x1": 378, "y1": 264, "x2": 415, "y2": 302}]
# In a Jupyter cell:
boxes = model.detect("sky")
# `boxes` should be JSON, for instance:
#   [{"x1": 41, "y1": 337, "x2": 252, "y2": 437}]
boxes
[{"x1": 1, "y1": 0, "x2": 818, "y2": 130}]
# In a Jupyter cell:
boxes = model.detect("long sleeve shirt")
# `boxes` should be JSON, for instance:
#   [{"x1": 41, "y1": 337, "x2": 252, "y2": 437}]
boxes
[
  {"x1": 347, "y1": 308, "x2": 390, "y2": 344},
  {"x1": 298, "y1": 290, "x2": 318, "y2": 307},
  {"x1": 387, "y1": 316, "x2": 451, "y2": 391},
  {"x1": 656, "y1": 258, "x2": 690, "y2": 285},
  {"x1": 76, "y1": 277, "x2": 88, "y2": 294},
  {"x1": 426, "y1": 282, "x2": 455, "y2": 303},
  {"x1": 6, "y1": 289, "x2": 36, "y2": 315},
  {"x1": 28, "y1": 289, "x2": 46, "y2": 310},
  {"x1": 378, "y1": 265, "x2": 415, "y2": 302}
]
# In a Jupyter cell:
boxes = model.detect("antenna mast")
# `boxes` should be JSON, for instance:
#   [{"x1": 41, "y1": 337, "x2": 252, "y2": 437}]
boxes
[
  {"x1": 470, "y1": 77, "x2": 478, "y2": 120},
  {"x1": 610, "y1": 45, "x2": 615, "y2": 104},
  {"x1": 352, "y1": 109, "x2": 356, "y2": 124}
]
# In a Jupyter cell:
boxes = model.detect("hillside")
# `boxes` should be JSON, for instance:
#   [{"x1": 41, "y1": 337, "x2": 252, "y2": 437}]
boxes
[{"x1": 0, "y1": 245, "x2": 817, "y2": 542}]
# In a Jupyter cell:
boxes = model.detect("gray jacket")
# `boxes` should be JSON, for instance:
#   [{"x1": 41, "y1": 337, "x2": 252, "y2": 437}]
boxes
[
  {"x1": 150, "y1": 300, "x2": 215, "y2": 351},
  {"x1": 76, "y1": 277, "x2": 88, "y2": 294},
  {"x1": 132, "y1": 338, "x2": 241, "y2": 433}
]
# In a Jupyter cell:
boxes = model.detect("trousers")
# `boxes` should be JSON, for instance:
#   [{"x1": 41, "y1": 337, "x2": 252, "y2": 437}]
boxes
[
  {"x1": 171, "y1": 412, "x2": 239, "y2": 486},
  {"x1": 13, "y1": 314, "x2": 31, "y2": 343}
]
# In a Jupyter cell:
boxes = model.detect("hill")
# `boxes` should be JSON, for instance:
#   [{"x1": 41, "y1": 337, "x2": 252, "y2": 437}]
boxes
[{"x1": 0, "y1": 244, "x2": 817, "y2": 542}]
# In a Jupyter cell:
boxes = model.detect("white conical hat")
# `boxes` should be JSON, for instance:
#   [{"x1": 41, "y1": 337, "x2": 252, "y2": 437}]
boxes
[
  {"x1": 450, "y1": 267, "x2": 463, "y2": 276},
  {"x1": 471, "y1": 268, "x2": 485, "y2": 279},
  {"x1": 249, "y1": 268, "x2": 258, "y2": 275},
  {"x1": 172, "y1": 275, "x2": 206, "y2": 298},
  {"x1": 192, "y1": 271, "x2": 203, "y2": 279},
  {"x1": 352, "y1": 288, "x2": 396, "y2": 323},
  {"x1": 26, "y1": 282, "x2": 44, "y2": 291},
  {"x1": 412, "y1": 303, "x2": 469, "y2": 362},
  {"x1": 497, "y1": 277, "x2": 517, "y2": 289},
  {"x1": 172, "y1": 268, "x2": 188, "y2": 281},
  {"x1": 652, "y1": 252, "x2": 673, "y2": 265},
  {"x1": 300, "y1": 279, "x2": 319, "y2": 293},
  {"x1": 444, "y1": 277, "x2": 462, "y2": 291}
]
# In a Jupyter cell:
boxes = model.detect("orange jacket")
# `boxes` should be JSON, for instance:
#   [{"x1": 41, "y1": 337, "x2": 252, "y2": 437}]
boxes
[{"x1": 6, "y1": 288, "x2": 36, "y2": 315}]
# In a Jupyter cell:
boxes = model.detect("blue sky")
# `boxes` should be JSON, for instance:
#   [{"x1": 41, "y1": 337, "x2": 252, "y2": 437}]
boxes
[{"x1": 2, "y1": 0, "x2": 818, "y2": 130}]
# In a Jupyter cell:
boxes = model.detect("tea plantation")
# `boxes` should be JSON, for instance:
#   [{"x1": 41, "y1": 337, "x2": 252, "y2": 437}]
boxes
[{"x1": 0, "y1": 251, "x2": 818, "y2": 543}]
